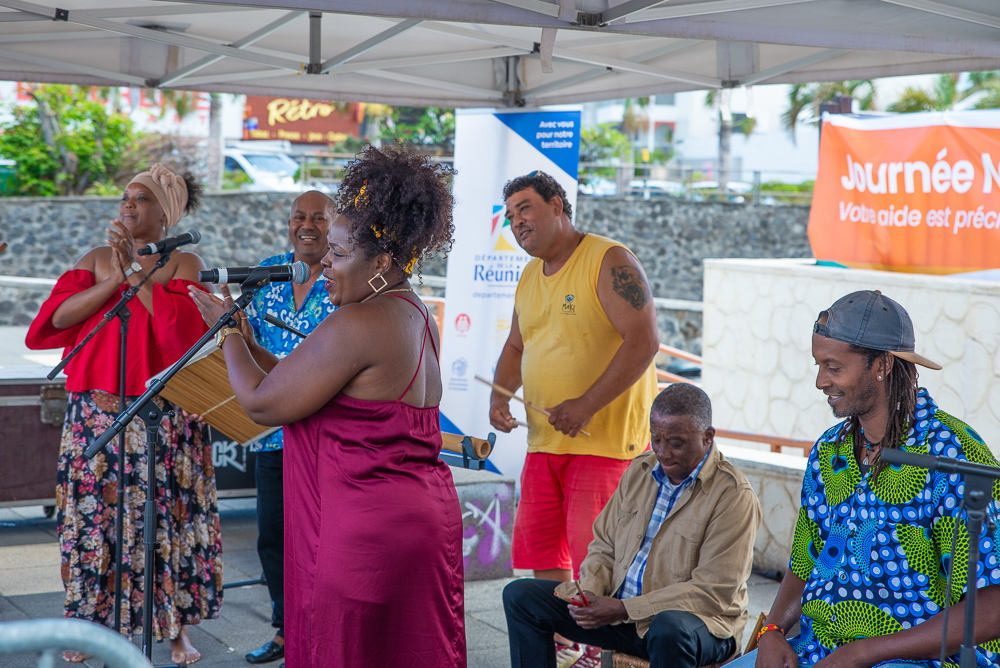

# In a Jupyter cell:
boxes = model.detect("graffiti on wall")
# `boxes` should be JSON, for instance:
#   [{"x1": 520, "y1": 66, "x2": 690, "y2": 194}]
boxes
[{"x1": 460, "y1": 482, "x2": 514, "y2": 580}]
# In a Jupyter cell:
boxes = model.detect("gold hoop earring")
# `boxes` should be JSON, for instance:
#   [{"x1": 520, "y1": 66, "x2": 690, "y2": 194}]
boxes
[{"x1": 368, "y1": 272, "x2": 388, "y2": 293}]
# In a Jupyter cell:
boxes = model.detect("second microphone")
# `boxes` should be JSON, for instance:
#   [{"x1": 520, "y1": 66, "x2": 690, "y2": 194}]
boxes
[{"x1": 199, "y1": 262, "x2": 310, "y2": 285}]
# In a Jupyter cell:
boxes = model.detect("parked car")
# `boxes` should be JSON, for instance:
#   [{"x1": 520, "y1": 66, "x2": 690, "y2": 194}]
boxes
[
  {"x1": 578, "y1": 176, "x2": 617, "y2": 197},
  {"x1": 686, "y1": 180, "x2": 753, "y2": 203},
  {"x1": 224, "y1": 149, "x2": 303, "y2": 192},
  {"x1": 629, "y1": 179, "x2": 684, "y2": 199}
]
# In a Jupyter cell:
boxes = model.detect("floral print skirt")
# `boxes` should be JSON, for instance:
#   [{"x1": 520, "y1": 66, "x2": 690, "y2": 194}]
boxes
[{"x1": 56, "y1": 390, "x2": 223, "y2": 640}]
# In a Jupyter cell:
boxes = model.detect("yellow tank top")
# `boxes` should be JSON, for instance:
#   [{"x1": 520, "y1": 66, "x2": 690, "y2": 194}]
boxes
[{"x1": 515, "y1": 234, "x2": 657, "y2": 459}]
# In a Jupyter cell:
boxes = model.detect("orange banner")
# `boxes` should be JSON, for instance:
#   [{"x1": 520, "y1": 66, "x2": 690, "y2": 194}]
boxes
[{"x1": 808, "y1": 112, "x2": 1000, "y2": 274}]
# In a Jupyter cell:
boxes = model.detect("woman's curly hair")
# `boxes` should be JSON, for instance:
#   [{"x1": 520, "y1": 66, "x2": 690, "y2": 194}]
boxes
[{"x1": 335, "y1": 143, "x2": 455, "y2": 277}]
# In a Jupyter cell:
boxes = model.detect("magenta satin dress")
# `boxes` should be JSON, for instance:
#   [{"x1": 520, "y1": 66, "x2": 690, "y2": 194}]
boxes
[{"x1": 282, "y1": 296, "x2": 466, "y2": 668}]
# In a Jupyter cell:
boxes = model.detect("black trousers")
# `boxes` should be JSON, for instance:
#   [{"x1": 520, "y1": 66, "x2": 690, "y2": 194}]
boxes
[
  {"x1": 255, "y1": 449, "x2": 284, "y2": 633},
  {"x1": 503, "y1": 579, "x2": 735, "y2": 668}
]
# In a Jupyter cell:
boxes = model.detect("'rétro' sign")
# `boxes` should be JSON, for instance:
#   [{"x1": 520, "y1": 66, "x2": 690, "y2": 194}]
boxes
[{"x1": 243, "y1": 96, "x2": 362, "y2": 144}]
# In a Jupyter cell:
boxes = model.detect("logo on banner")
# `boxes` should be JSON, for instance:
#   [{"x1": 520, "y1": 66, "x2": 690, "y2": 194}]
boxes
[
  {"x1": 491, "y1": 205, "x2": 519, "y2": 252},
  {"x1": 491, "y1": 316, "x2": 511, "y2": 344},
  {"x1": 562, "y1": 294, "x2": 576, "y2": 315},
  {"x1": 449, "y1": 357, "x2": 469, "y2": 391},
  {"x1": 455, "y1": 313, "x2": 471, "y2": 335}
]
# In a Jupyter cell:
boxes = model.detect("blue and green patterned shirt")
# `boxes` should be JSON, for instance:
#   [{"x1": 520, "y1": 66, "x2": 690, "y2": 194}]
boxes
[
  {"x1": 789, "y1": 388, "x2": 1000, "y2": 667},
  {"x1": 244, "y1": 251, "x2": 336, "y2": 452}
]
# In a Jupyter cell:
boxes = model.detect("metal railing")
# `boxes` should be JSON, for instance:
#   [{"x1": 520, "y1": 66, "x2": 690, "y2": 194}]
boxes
[
  {"x1": 0, "y1": 618, "x2": 151, "y2": 668},
  {"x1": 579, "y1": 162, "x2": 814, "y2": 205}
]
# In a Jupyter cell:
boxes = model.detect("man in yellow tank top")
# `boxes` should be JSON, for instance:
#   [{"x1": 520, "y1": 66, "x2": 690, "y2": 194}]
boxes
[{"x1": 490, "y1": 171, "x2": 659, "y2": 593}]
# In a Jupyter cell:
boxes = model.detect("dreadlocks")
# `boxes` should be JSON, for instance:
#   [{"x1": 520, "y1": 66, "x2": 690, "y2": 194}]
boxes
[{"x1": 839, "y1": 346, "x2": 919, "y2": 484}]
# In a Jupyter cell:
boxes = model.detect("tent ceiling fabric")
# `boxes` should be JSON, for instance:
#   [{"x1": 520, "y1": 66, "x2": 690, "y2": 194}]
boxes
[{"x1": 0, "y1": 0, "x2": 997, "y2": 106}]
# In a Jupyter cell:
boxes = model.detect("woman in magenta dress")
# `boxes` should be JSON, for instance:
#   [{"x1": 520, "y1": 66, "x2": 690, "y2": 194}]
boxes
[{"x1": 190, "y1": 143, "x2": 466, "y2": 667}]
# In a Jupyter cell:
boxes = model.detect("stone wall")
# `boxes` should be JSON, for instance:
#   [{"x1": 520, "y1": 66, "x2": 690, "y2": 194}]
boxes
[
  {"x1": 0, "y1": 193, "x2": 812, "y2": 338},
  {"x1": 721, "y1": 445, "x2": 806, "y2": 574},
  {"x1": 575, "y1": 197, "x2": 813, "y2": 302}
]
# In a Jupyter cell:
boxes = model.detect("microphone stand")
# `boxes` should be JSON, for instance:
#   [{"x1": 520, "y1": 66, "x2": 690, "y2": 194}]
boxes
[
  {"x1": 880, "y1": 448, "x2": 1000, "y2": 668},
  {"x1": 84, "y1": 269, "x2": 271, "y2": 660},
  {"x1": 49, "y1": 251, "x2": 172, "y2": 635}
]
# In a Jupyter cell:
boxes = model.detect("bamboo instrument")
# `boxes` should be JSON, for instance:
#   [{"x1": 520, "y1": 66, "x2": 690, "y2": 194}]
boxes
[{"x1": 441, "y1": 432, "x2": 494, "y2": 459}]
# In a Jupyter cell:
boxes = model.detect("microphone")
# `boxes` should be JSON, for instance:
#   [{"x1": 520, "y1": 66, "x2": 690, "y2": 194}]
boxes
[
  {"x1": 264, "y1": 313, "x2": 307, "y2": 338},
  {"x1": 881, "y1": 448, "x2": 1000, "y2": 479},
  {"x1": 198, "y1": 261, "x2": 310, "y2": 285},
  {"x1": 137, "y1": 229, "x2": 201, "y2": 256}
]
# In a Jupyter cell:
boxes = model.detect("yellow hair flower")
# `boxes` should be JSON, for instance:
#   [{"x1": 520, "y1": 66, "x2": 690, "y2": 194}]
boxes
[{"x1": 354, "y1": 181, "x2": 368, "y2": 209}]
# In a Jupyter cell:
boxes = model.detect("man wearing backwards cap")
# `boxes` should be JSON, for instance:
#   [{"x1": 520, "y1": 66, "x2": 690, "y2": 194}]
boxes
[{"x1": 728, "y1": 290, "x2": 1000, "y2": 668}]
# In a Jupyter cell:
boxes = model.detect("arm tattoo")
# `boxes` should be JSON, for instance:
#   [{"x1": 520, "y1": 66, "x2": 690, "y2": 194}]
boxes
[{"x1": 611, "y1": 266, "x2": 651, "y2": 311}]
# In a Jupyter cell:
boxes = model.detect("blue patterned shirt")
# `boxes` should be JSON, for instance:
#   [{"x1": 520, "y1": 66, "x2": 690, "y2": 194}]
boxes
[
  {"x1": 244, "y1": 251, "x2": 336, "y2": 452},
  {"x1": 617, "y1": 446, "x2": 712, "y2": 599},
  {"x1": 788, "y1": 388, "x2": 1000, "y2": 667}
]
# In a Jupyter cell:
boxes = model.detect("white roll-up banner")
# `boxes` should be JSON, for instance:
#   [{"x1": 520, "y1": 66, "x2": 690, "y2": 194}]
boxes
[{"x1": 440, "y1": 108, "x2": 581, "y2": 483}]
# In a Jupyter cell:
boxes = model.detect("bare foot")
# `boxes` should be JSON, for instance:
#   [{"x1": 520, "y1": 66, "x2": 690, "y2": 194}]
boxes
[
  {"x1": 170, "y1": 626, "x2": 201, "y2": 665},
  {"x1": 62, "y1": 650, "x2": 90, "y2": 662}
]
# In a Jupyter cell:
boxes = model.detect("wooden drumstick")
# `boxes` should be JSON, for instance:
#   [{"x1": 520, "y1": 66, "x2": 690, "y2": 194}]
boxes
[{"x1": 474, "y1": 375, "x2": 591, "y2": 437}]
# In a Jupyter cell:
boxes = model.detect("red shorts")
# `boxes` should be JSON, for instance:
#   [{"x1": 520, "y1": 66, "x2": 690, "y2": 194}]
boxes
[{"x1": 512, "y1": 452, "x2": 632, "y2": 578}]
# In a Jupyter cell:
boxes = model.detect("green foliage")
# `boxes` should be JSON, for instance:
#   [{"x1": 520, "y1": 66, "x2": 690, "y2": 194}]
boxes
[
  {"x1": 222, "y1": 168, "x2": 253, "y2": 191},
  {"x1": 973, "y1": 83, "x2": 1000, "y2": 110},
  {"x1": 886, "y1": 87, "x2": 942, "y2": 113},
  {"x1": 381, "y1": 107, "x2": 455, "y2": 153},
  {"x1": 782, "y1": 80, "x2": 876, "y2": 143},
  {"x1": 155, "y1": 89, "x2": 200, "y2": 121},
  {"x1": 580, "y1": 124, "x2": 632, "y2": 182},
  {"x1": 84, "y1": 180, "x2": 123, "y2": 196},
  {"x1": 0, "y1": 84, "x2": 137, "y2": 196},
  {"x1": 736, "y1": 116, "x2": 757, "y2": 136},
  {"x1": 580, "y1": 124, "x2": 631, "y2": 163},
  {"x1": 887, "y1": 72, "x2": 1000, "y2": 113},
  {"x1": 759, "y1": 179, "x2": 815, "y2": 204},
  {"x1": 329, "y1": 135, "x2": 368, "y2": 154}
]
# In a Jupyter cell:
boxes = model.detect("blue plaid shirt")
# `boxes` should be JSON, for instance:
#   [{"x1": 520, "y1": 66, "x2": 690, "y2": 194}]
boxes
[
  {"x1": 617, "y1": 447, "x2": 712, "y2": 599},
  {"x1": 244, "y1": 251, "x2": 336, "y2": 452}
]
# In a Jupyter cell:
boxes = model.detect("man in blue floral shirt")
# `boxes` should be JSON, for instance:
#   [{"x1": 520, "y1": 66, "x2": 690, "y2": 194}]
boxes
[
  {"x1": 731, "y1": 290, "x2": 1000, "y2": 668},
  {"x1": 243, "y1": 191, "x2": 336, "y2": 666}
]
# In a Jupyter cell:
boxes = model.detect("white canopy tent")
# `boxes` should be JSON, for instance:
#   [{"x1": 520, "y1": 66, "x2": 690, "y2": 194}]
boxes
[{"x1": 0, "y1": 0, "x2": 995, "y2": 106}]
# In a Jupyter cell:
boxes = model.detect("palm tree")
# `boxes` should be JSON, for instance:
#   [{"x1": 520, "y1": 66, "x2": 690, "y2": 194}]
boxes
[
  {"x1": 886, "y1": 71, "x2": 1000, "y2": 113},
  {"x1": 207, "y1": 93, "x2": 223, "y2": 191},
  {"x1": 704, "y1": 89, "x2": 735, "y2": 193},
  {"x1": 782, "y1": 80, "x2": 876, "y2": 143},
  {"x1": 886, "y1": 74, "x2": 958, "y2": 112}
]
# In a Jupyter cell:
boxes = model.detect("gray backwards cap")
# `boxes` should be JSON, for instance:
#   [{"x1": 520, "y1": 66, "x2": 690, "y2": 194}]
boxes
[{"x1": 813, "y1": 290, "x2": 942, "y2": 370}]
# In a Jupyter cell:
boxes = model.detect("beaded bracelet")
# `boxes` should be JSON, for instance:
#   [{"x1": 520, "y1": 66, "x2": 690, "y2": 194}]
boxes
[{"x1": 757, "y1": 624, "x2": 784, "y2": 641}]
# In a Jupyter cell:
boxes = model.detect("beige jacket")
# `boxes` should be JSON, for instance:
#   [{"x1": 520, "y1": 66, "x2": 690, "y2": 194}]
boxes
[{"x1": 555, "y1": 446, "x2": 761, "y2": 642}]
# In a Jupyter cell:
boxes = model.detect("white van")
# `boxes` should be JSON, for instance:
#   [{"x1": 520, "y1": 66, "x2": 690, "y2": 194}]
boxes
[{"x1": 224, "y1": 148, "x2": 302, "y2": 192}]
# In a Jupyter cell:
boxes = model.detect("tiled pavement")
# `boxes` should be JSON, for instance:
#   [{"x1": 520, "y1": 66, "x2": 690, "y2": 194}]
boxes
[
  {"x1": 0, "y1": 325, "x2": 781, "y2": 667},
  {"x1": 0, "y1": 498, "x2": 780, "y2": 667}
]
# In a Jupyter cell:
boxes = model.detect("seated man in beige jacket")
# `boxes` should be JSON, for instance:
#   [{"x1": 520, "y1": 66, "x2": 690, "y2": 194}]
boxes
[{"x1": 503, "y1": 383, "x2": 762, "y2": 668}]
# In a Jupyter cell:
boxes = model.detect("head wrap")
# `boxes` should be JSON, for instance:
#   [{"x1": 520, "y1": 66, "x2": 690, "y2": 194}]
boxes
[{"x1": 127, "y1": 164, "x2": 188, "y2": 229}]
